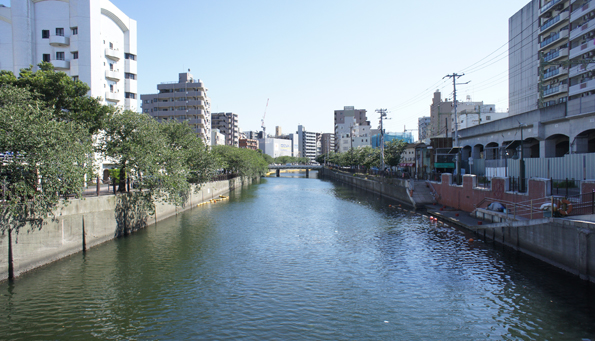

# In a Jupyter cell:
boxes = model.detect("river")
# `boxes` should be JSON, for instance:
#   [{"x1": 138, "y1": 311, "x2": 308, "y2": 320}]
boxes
[{"x1": 1, "y1": 171, "x2": 595, "y2": 340}]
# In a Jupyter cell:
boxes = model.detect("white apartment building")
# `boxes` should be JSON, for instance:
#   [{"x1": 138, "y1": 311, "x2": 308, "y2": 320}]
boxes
[
  {"x1": 211, "y1": 112, "x2": 239, "y2": 147},
  {"x1": 297, "y1": 125, "x2": 317, "y2": 161},
  {"x1": 141, "y1": 72, "x2": 211, "y2": 145},
  {"x1": 211, "y1": 129, "x2": 225, "y2": 146},
  {"x1": 0, "y1": 0, "x2": 138, "y2": 111}
]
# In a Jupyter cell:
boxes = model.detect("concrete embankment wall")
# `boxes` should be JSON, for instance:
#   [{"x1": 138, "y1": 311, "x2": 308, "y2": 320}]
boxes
[
  {"x1": 320, "y1": 168, "x2": 414, "y2": 207},
  {"x1": 479, "y1": 218, "x2": 595, "y2": 283},
  {"x1": 0, "y1": 177, "x2": 257, "y2": 281}
]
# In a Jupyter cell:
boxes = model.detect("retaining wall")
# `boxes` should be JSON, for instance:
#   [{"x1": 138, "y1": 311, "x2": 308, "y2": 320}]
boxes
[
  {"x1": 320, "y1": 169, "x2": 414, "y2": 207},
  {"x1": 0, "y1": 177, "x2": 257, "y2": 281},
  {"x1": 430, "y1": 174, "x2": 550, "y2": 213},
  {"x1": 479, "y1": 219, "x2": 595, "y2": 283}
]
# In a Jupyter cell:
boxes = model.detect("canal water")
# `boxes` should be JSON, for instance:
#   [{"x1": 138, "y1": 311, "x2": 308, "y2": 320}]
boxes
[{"x1": 1, "y1": 172, "x2": 595, "y2": 340}]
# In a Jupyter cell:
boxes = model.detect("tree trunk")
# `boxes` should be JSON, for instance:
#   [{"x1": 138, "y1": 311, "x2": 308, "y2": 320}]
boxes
[{"x1": 118, "y1": 166, "x2": 126, "y2": 193}]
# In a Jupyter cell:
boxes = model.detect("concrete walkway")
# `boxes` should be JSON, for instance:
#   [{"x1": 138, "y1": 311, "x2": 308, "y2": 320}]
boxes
[{"x1": 411, "y1": 180, "x2": 436, "y2": 207}]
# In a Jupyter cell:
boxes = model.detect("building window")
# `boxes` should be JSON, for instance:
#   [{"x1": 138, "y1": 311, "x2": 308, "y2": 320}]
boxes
[
  {"x1": 42, "y1": 54, "x2": 50, "y2": 62},
  {"x1": 71, "y1": 27, "x2": 78, "y2": 35},
  {"x1": 109, "y1": 42, "x2": 113, "y2": 49},
  {"x1": 125, "y1": 73, "x2": 136, "y2": 80},
  {"x1": 109, "y1": 84, "x2": 114, "y2": 92},
  {"x1": 144, "y1": 109, "x2": 149, "y2": 113},
  {"x1": 125, "y1": 53, "x2": 136, "y2": 60},
  {"x1": 56, "y1": 28, "x2": 64, "y2": 36},
  {"x1": 72, "y1": 51, "x2": 78, "y2": 59},
  {"x1": 125, "y1": 92, "x2": 136, "y2": 99},
  {"x1": 56, "y1": 52, "x2": 65, "y2": 60},
  {"x1": 486, "y1": 116, "x2": 491, "y2": 121},
  {"x1": 72, "y1": 76, "x2": 79, "y2": 82},
  {"x1": 109, "y1": 63, "x2": 114, "y2": 71},
  {"x1": 42, "y1": 30, "x2": 50, "y2": 39}
]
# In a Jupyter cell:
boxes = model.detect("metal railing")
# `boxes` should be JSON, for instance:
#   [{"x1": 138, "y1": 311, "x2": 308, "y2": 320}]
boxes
[
  {"x1": 552, "y1": 192, "x2": 595, "y2": 216},
  {"x1": 551, "y1": 178, "x2": 581, "y2": 197}
]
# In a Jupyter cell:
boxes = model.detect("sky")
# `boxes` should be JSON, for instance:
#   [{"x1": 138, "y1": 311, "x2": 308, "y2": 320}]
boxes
[{"x1": 0, "y1": 0, "x2": 527, "y2": 136}]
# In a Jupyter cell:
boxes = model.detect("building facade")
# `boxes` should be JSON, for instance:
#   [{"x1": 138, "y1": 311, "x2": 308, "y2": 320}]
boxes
[
  {"x1": 320, "y1": 133, "x2": 335, "y2": 156},
  {"x1": 334, "y1": 106, "x2": 369, "y2": 152},
  {"x1": 140, "y1": 72, "x2": 211, "y2": 145},
  {"x1": 418, "y1": 116, "x2": 431, "y2": 141},
  {"x1": 0, "y1": 0, "x2": 138, "y2": 111},
  {"x1": 211, "y1": 129, "x2": 225, "y2": 146},
  {"x1": 258, "y1": 137, "x2": 293, "y2": 158},
  {"x1": 211, "y1": 112, "x2": 239, "y2": 147},
  {"x1": 239, "y1": 138, "x2": 258, "y2": 150},
  {"x1": 297, "y1": 125, "x2": 317, "y2": 161},
  {"x1": 509, "y1": 0, "x2": 595, "y2": 115}
]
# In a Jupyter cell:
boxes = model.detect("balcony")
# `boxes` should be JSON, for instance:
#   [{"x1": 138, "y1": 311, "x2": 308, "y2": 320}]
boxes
[
  {"x1": 105, "y1": 70, "x2": 121, "y2": 81},
  {"x1": 105, "y1": 48, "x2": 121, "y2": 60},
  {"x1": 569, "y1": 38, "x2": 595, "y2": 58},
  {"x1": 542, "y1": 66, "x2": 569, "y2": 80},
  {"x1": 569, "y1": 18, "x2": 595, "y2": 41},
  {"x1": 51, "y1": 60, "x2": 70, "y2": 70},
  {"x1": 569, "y1": 61, "x2": 595, "y2": 77},
  {"x1": 569, "y1": 78, "x2": 595, "y2": 95},
  {"x1": 542, "y1": 83, "x2": 568, "y2": 97},
  {"x1": 49, "y1": 35, "x2": 69, "y2": 47},
  {"x1": 541, "y1": 11, "x2": 569, "y2": 32},
  {"x1": 540, "y1": 30, "x2": 569, "y2": 50},
  {"x1": 571, "y1": 1, "x2": 594, "y2": 23},
  {"x1": 541, "y1": 0, "x2": 563, "y2": 14},
  {"x1": 105, "y1": 92, "x2": 120, "y2": 102},
  {"x1": 543, "y1": 47, "x2": 569, "y2": 62}
]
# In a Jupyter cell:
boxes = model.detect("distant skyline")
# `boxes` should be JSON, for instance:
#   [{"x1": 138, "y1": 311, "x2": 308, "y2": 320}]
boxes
[{"x1": 0, "y1": 0, "x2": 526, "y2": 135}]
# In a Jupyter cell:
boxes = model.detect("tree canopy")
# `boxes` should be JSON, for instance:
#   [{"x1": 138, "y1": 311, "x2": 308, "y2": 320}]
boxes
[
  {"x1": 0, "y1": 85, "x2": 93, "y2": 235},
  {"x1": 0, "y1": 62, "x2": 113, "y2": 134}
]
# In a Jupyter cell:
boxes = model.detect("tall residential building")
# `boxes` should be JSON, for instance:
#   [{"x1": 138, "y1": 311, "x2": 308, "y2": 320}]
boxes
[
  {"x1": 509, "y1": 0, "x2": 595, "y2": 114},
  {"x1": 141, "y1": 72, "x2": 211, "y2": 145},
  {"x1": 538, "y1": 0, "x2": 570, "y2": 108},
  {"x1": 211, "y1": 112, "x2": 239, "y2": 147},
  {"x1": 275, "y1": 126, "x2": 282, "y2": 137},
  {"x1": 418, "y1": 116, "x2": 431, "y2": 141},
  {"x1": 334, "y1": 106, "x2": 369, "y2": 152},
  {"x1": 320, "y1": 133, "x2": 335, "y2": 155},
  {"x1": 509, "y1": 0, "x2": 540, "y2": 115},
  {"x1": 297, "y1": 125, "x2": 317, "y2": 161},
  {"x1": 239, "y1": 138, "x2": 258, "y2": 150},
  {"x1": 0, "y1": 0, "x2": 138, "y2": 111}
]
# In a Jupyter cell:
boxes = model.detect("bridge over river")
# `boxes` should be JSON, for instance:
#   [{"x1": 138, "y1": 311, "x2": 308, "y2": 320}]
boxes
[{"x1": 268, "y1": 164, "x2": 322, "y2": 177}]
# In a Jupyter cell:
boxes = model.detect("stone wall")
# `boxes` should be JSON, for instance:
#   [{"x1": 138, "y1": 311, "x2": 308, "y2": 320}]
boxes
[{"x1": 0, "y1": 177, "x2": 257, "y2": 281}]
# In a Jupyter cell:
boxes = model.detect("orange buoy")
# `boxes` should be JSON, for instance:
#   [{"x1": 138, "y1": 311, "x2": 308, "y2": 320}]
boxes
[
  {"x1": 559, "y1": 199, "x2": 573, "y2": 216},
  {"x1": 468, "y1": 238, "x2": 474, "y2": 243}
]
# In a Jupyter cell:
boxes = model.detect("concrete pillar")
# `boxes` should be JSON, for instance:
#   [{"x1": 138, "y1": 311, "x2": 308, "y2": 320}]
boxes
[
  {"x1": 276, "y1": 169, "x2": 280, "y2": 177},
  {"x1": 306, "y1": 169, "x2": 310, "y2": 178},
  {"x1": 472, "y1": 145, "x2": 483, "y2": 159},
  {"x1": 577, "y1": 229, "x2": 591, "y2": 281},
  {"x1": 544, "y1": 139, "x2": 556, "y2": 158},
  {"x1": 574, "y1": 135, "x2": 589, "y2": 154}
]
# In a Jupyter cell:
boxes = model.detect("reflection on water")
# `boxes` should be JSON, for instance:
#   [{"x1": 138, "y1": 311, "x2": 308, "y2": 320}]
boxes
[{"x1": 1, "y1": 177, "x2": 594, "y2": 340}]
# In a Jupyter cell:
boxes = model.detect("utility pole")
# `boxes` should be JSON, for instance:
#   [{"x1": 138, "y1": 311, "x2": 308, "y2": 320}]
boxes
[
  {"x1": 376, "y1": 109, "x2": 388, "y2": 172},
  {"x1": 443, "y1": 73, "x2": 469, "y2": 183}
]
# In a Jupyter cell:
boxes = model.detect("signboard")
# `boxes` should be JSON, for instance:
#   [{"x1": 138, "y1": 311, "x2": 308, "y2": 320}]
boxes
[{"x1": 434, "y1": 162, "x2": 455, "y2": 168}]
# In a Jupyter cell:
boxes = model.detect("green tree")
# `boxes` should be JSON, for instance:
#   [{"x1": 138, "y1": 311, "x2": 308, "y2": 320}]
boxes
[
  {"x1": 384, "y1": 139, "x2": 408, "y2": 169},
  {"x1": 212, "y1": 145, "x2": 268, "y2": 178},
  {"x1": 0, "y1": 62, "x2": 113, "y2": 133},
  {"x1": 359, "y1": 146, "x2": 381, "y2": 171},
  {"x1": 0, "y1": 86, "x2": 93, "y2": 278}
]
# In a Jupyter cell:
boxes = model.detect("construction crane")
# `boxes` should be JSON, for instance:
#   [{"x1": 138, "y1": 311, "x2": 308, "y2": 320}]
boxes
[{"x1": 261, "y1": 98, "x2": 269, "y2": 138}]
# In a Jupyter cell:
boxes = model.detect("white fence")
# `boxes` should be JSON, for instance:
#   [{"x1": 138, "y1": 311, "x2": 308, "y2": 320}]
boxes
[{"x1": 507, "y1": 154, "x2": 595, "y2": 180}]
